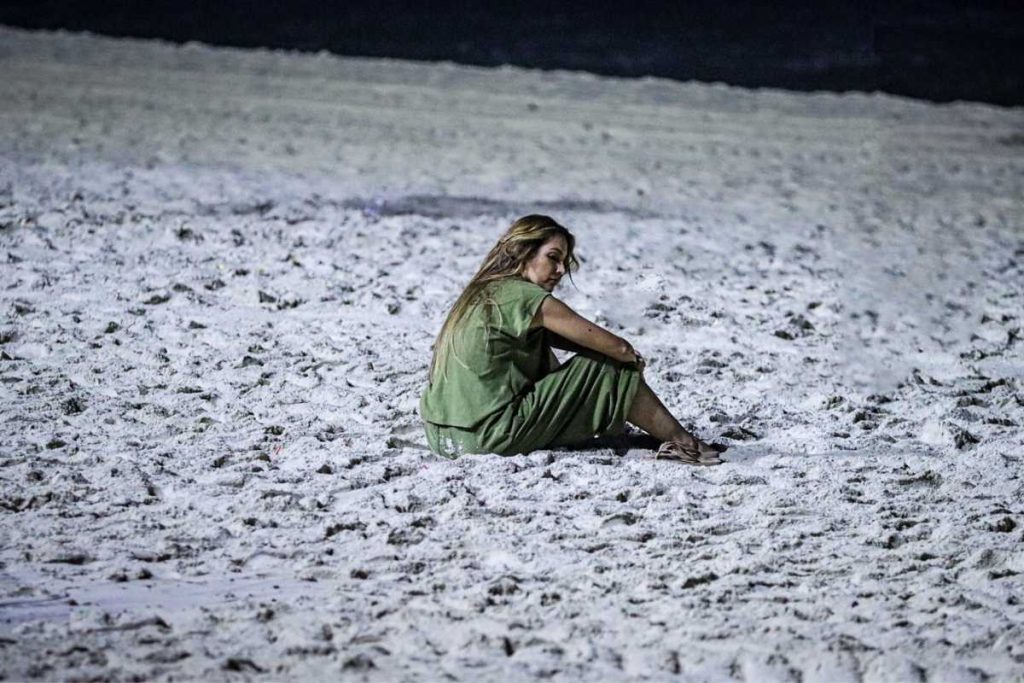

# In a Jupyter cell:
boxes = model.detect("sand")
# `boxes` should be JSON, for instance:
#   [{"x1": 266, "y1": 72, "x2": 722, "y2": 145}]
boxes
[{"x1": 1, "y1": 26, "x2": 1023, "y2": 681}]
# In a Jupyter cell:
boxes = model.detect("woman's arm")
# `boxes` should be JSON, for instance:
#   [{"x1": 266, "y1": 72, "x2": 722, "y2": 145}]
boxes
[
  {"x1": 534, "y1": 297, "x2": 639, "y2": 364},
  {"x1": 546, "y1": 330, "x2": 589, "y2": 354}
]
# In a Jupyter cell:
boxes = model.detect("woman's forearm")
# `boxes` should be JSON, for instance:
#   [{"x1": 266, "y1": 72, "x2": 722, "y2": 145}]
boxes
[
  {"x1": 535, "y1": 297, "x2": 637, "y2": 363},
  {"x1": 547, "y1": 331, "x2": 590, "y2": 355}
]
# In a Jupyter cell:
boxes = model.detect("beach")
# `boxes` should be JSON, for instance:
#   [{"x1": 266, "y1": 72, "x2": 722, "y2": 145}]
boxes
[{"x1": 1, "y1": 27, "x2": 1022, "y2": 680}]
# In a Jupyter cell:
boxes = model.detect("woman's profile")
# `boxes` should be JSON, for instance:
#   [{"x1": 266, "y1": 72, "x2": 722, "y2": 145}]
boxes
[{"x1": 420, "y1": 215, "x2": 723, "y2": 465}]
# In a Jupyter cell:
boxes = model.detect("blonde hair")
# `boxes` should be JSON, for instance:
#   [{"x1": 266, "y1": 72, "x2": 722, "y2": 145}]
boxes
[{"x1": 428, "y1": 215, "x2": 579, "y2": 383}]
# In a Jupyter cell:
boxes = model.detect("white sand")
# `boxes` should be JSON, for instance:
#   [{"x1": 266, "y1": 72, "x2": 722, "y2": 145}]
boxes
[{"x1": 1, "y1": 26, "x2": 1023, "y2": 681}]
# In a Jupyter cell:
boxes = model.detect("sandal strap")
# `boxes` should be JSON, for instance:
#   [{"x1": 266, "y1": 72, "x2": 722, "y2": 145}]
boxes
[
  {"x1": 656, "y1": 440, "x2": 723, "y2": 466},
  {"x1": 656, "y1": 440, "x2": 701, "y2": 463}
]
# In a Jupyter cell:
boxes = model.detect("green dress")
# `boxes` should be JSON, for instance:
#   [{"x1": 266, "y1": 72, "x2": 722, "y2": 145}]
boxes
[{"x1": 420, "y1": 277, "x2": 641, "y2": 458}]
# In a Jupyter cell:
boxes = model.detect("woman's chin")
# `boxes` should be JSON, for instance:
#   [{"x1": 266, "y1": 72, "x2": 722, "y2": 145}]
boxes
[{"x1": 523, "y1": 275, "x2": 558, "y2": 291}]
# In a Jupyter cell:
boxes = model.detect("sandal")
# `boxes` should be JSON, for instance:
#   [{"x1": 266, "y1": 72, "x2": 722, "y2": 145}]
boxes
[{"x1": 655, "y1": 440, "x2": 724, "y2": 466}]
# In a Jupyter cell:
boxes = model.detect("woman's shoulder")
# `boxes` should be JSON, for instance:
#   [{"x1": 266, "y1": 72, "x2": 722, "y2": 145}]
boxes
[
  {"x1": 482, "y1": 277, "x2": 550, "y2": 337},
  {"x1": 488, "y1": 277, "x2": 549, "y2": 300}
]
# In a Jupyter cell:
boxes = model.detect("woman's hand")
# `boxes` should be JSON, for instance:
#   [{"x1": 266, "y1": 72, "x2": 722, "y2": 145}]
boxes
[{"x1": 622, "y1": 341, "x2": 646, "y2": 371}]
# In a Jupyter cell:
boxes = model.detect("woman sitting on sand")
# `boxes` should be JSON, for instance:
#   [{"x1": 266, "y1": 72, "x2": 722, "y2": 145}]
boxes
[{"x1": 420, "y1": 214, "x2": 723, "y2": 466}]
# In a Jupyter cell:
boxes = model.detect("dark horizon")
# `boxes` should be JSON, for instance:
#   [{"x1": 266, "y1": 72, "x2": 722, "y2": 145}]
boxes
[{"x1": 1, "y1": 0, "x2": 1023, "y2": 106}]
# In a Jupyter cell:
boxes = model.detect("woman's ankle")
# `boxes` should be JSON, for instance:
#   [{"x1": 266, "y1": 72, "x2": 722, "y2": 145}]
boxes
[{"x1": 667, "y1": 431, "x2": 697, "y2": 447}]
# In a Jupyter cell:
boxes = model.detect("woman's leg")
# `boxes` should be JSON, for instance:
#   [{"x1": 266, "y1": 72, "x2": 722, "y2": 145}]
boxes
[
  {"x1": 626, "y1": 378, "x2": 706, "y2": 449},
  {"x1": 495, "y1": 353, "x2": 640, "y2": 454}
]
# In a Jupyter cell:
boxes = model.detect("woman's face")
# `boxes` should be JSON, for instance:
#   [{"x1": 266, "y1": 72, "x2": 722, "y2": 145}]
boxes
[{"x1": 521, "y1": 234, "x2": 569, "y2": 292}]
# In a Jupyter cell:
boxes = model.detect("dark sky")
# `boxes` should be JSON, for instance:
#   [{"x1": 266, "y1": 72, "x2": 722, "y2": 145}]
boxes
[{"x1": 2, "y1": 1, "x2": 1022, "y2": 105}]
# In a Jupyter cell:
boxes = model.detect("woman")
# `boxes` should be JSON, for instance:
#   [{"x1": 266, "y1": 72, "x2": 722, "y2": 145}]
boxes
[{"x1": 420, "y1": 215, "x2": 723, "y2": 465}]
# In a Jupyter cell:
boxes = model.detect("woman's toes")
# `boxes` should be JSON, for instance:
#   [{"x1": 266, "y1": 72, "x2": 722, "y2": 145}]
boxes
[{"x1": 698, "y1": 440, "x2": 726, "y2": 456}]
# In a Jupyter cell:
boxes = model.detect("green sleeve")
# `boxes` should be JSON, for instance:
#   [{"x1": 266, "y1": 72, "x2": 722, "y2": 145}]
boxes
[{"x1": 493, "y1": 279, "x2": 550, "y2": 338}]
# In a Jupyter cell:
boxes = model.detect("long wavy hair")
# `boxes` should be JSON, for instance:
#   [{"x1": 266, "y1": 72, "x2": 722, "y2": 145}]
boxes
[{"x1": 428, "y1": 215, "x2": 579, "y2": 383}]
